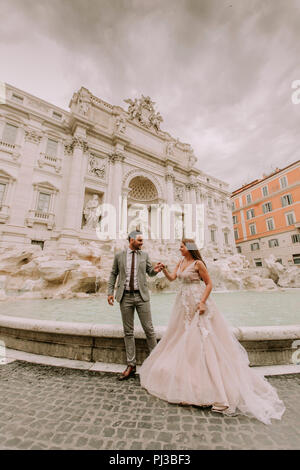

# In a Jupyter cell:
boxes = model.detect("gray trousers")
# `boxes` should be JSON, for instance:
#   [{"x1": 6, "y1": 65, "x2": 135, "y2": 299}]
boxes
[{"x1": 120, "y1": 291, "x2": 157, "y2": 366}]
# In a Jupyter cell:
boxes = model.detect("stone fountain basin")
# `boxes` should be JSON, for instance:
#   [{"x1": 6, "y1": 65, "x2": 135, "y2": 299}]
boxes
[{"x1": 0, "y1": 314, "x2": 299, "y2": 367}]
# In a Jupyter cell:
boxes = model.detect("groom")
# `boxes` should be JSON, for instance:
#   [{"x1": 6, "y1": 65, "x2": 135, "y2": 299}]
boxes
[{"x1": 107, "y1": 230, "x2": 162, "y2": 380}]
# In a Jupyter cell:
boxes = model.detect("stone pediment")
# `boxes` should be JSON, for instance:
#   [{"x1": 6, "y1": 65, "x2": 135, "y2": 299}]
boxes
[
  {"x1": 33, "y1": 181, "x2": 59, "y2": 192},
  {"x1": 0, "y1": 168, "x2": 16, "y2": 180}
]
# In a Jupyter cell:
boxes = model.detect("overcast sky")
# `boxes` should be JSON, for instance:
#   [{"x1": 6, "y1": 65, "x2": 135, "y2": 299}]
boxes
[{"x1": 1, "y1": 0, "x2": 300, "y2": 191}]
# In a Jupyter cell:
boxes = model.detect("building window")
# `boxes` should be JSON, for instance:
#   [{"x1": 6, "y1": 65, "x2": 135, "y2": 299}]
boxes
[
  {"x1": 266, "y1": 218, "x2": 275, "y2": 231},
  {"x1": 292, "y1": 234, "x2": 300, "y2": 243},
  {"x1": 210, "y1": 229, "x2": 216, "y2": 243},
  {"x1": 208, "y1": 196, "x2": 212, "y2": 209},
  {"x1": 280, "y1": 175, "x2": 288, "y2": 189},
  {"x1": 46, "y1": 138, "x2": 58, "y2": 156},
  {"x1": 12, "y1": 93, "x2": 24, "y2": 104},
  {"x1": 52, "y1": 111, "x2": 62, "y2": 120},
  {"x1": 276, "y1": 259, "x2": 283, "y2": 264},
  {"x1": 31, "y1": 240, "x2": 44, "y2": 250},
  {"x1": 251, "y1": 242, "x2": 260, "y2": 251},
  {"x1": 224, "y1": 232, "x2": 229, "y2": 245},
  {"x1": 234, "y1": 229, "x2": 239, "y2": 240},
  {"x1": 0, "y1": 183, "x2": 6, "y2": 205},
  {"x1": 249, "y1": 223, "x2": 256, "y2": 235},
  {"x1": 2, "y1": 123, "x2": 18, "y2": 145},
  {"x1": 236, "y1": 246, "x2": 242, "y2": 253},
  {"x1": 246, "y1": 194, "x2": 252, "y2": 204},
  {"x1": 293, "y1": 254, "x2": 300, "y2": 265},
  {"x1": 37, "y1": 192, "x2": 51, "y2": 213},
  {"x1": 246, "y1": 208, "x2": 255, "y2": 219},
  {"x1": 268, "y1": 239, "x2": 279, "y2": 247},
  {"x1": 286, "y1": 212, "x2": 295, "y2": 226},
  {"x1": 231, "y1": 201, "x2": 235, "y2": 211},
  {"x1": 262, "y1": 202, "x2": 272, "y2": 213},
  {"x1": 233, "y1": 215, "x2": 238, "y2": 224},
  {"x1": 254, "y1": 258, "x2": 263, "y2": 267},
  {"x1": 281, "y1": 194, "x2": 293, "y2": 207},
  {"x1": 262, "y1": 185, "x2": 268, "y2": 197}
]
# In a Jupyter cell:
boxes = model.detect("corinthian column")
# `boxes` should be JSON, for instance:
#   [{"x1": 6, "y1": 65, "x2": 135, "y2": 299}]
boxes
[
  {"x1": 63, "y1": 135, "x2": 88, "y2": 233},
  {"x1": 108, "y1": 151, "x2": 125, "y2": 240}
]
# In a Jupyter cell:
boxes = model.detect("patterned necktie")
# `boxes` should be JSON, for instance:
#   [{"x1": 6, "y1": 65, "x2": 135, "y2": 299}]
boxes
[{"x1": 129, "y1": 250, "x2": 135, "y2": 292}]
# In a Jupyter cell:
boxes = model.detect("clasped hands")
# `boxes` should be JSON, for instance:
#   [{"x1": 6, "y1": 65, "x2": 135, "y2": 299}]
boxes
[{"x1": 154, "y1": 262, "x2": 165, "y2": 272}]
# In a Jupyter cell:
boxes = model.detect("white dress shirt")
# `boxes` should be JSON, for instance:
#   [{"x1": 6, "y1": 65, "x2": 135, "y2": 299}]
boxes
[{"x1": 125, "y1": 248, "x2": 139, "y2": 290}]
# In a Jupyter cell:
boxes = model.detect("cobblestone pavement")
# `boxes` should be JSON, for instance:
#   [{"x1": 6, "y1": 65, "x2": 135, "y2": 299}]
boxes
[{"x1": 0, "y1": 361, "x2": 299, "y2": 450}]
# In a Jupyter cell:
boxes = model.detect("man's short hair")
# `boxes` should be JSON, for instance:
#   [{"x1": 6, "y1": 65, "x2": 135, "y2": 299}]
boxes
[{"x1": 128, "y1": 230, "x2": 142, "y2": 242}]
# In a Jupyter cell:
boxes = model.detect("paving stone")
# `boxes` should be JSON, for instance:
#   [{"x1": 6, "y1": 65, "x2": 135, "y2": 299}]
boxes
[{"x1": 0, "y1": 361, "x2": 299, "y2": 450}]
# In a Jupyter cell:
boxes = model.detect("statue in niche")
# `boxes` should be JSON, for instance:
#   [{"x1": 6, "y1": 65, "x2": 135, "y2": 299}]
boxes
[{"x1": 83, "y1": 194, "x2": 101, "y2": 229}]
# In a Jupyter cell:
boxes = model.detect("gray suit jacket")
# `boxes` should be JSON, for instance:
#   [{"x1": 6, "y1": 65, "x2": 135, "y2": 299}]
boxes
[{"x1": 107, "y1": 249, "x2": 158, "y2": 302}]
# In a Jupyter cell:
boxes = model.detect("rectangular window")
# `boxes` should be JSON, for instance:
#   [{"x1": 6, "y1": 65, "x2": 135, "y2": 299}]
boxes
[
  {"x1": 233, "y1": 215, "x2": 238, "y2": 224},
  {"x1": 246, "y1": 208, "x2": 255, "y2": 219},
  {"x1": 280, "y1": 176, "x2": 288, "y2": 189},
  {"x1": 224, "y1": 232, "x2": 229, "y2": 245},
  {"x1": 2, "y1": 123, "x2": 18, "y2": 145},
  {"x1": 52, "y1": 111, "x2": 62, "y2": 120},
  {"x1": 276, "y1": 259, "x2": 283, "y2": 264},
  {"x1": 208, "y1": 197, "x2": 212, "y2": 209},
  {"x1": 234, "y1": 229, "x2": 239, "y2": 240},
  {"x1": 281, "y1": 194, "x2": 293, "y2": 207},
  {"x1": 262, "y1": 202, "x2": 272, "y2": 213},
  {"x1": 210, "y1": 229, "x2": 216, "y2": 242},
  {"x1": 31, "y1": 240, "x2": 44, "y2": 250},
  {"x1": 0, "y1": 182, "x2": 6, "y2": 204},
  {"x1": 246, "y1": 194, "x2": 252, "y2": 204},
  {"x1": 12, "y1": 93, "x2": 24, "y2": 104},
  {"x1": 292, "y1": 234, "x2": 300, "y2": 243},
  {"x1": 262, "y1": 185, "x2": 268, "y2": 197},
  {"x1": 293, "y1": 254, "x2": 300, "y2": 265},
  {"x1": 251, "y1": 243, "x2": 260, "y2": 251},
  {"x1": 236, "y1": 246, "x2": 242, "y2": 253},
  {"x1": 249, "y1": 223, "x2": 256, "y2": 235},
  {"x1": 231, "y1": 201, "x2": 235, "y2": 211},
  {"x1": 286, "y1": 212, "x2": 295, "y2": 226},
  {"x1": 268, "y1": 239, "x2": 279, "y2": 247},
  {"x1": 266, "y1": 218, "x2": 275, "y2": 231},
  {"x1": 46, "y1": 138, "x2": 58, "y2": 156},
  {"x1": 37, "y1": 192, "x2": 50, "y2": 213},
  {"x1": 254, "y1": 258, "x2": 263, "y2": 267}
]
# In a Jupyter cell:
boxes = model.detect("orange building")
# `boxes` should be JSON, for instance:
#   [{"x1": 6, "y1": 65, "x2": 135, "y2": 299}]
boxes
[{"x1": 231, "y1": 160, "x2": 300, "y2": 267}]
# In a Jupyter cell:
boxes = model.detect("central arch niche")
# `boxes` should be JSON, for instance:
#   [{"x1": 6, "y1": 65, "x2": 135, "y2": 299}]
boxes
[{"x1": 126, "y1": 176, "x2": 159, "y2": 238}]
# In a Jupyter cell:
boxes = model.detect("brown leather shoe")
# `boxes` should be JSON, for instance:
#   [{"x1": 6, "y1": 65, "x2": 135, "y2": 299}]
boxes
[{"x1": 117, "y1": 365, "x2": 136, "y2": 381}]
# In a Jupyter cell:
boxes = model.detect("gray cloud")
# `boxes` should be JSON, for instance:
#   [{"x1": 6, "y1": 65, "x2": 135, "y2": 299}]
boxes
[{"x1": 1, "y1": 0, "x2": 300, "y2": 190}]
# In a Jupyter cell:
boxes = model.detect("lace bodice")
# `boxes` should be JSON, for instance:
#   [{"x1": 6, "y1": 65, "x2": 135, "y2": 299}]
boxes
[{"x1": 177, "y1": 259, "x2": 201, "y2": 283}]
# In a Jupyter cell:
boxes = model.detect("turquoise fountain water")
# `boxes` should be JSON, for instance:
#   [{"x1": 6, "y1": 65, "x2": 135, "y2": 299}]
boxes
[{"x1": 1, "y1": 289, "x2": 299, "y2": 327}]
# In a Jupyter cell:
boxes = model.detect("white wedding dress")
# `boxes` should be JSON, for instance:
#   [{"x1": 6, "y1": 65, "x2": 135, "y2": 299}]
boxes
[{"x1": 139, "y1": 260, "x2": 285, "y2": 425}]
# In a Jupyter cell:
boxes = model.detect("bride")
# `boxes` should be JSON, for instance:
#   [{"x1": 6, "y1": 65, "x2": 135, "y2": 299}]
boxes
[{"x1": 139, "y1": 239, "x2": 285, "y2": 425}]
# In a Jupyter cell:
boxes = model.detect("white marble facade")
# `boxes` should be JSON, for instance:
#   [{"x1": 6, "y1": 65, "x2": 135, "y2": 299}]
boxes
[{"x1": 0, "y1": 83, "x2": 235, "y2": 258}]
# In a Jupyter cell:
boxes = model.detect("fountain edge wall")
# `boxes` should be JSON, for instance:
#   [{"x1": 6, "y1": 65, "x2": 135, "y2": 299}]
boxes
[{"x1": 0, "y1": 314, "x2": 299, "y2": 367}]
